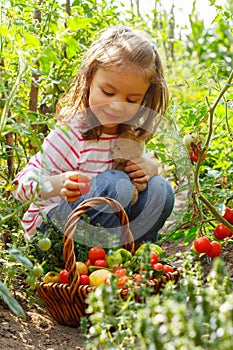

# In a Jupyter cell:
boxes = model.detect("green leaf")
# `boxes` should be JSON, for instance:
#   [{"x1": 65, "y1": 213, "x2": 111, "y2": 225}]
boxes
[
  {"x1": 0, "y1": 281, "x2": 26, "y2": 319},
  {"x1": 8, "y1": 248, "x2": 33, "y2": 269}
]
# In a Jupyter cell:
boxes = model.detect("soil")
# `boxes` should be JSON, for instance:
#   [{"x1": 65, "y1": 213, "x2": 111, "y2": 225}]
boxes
[{"x1": 1, "y1": 239, "x2": 233, "y2": 350}]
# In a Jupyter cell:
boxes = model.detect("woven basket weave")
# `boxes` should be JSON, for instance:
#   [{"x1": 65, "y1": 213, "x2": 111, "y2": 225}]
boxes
[{"x1": 37, "y1": 197, "x2": 180, "y2": 327}]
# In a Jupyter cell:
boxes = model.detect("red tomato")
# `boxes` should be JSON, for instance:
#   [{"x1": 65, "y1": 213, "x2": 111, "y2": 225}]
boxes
[
  {"x1": 189, "y1": 150, "x2": 206, "y2": 162},
  {"x1": 223, "y1": 207, "x2": 233, "y2": 225},
  {"x1": 150, "y1": 252, "x2": 159, "y2": 265},
  {"x1": 117, "y1": 275, "x2": 129, "y2": 288},
  {"x1": 73, "y1": 179, "x2": 90, "y2": 195},
  {"x1": 93, "y1": 259, "x2": 107, "y2": 268},
  {"x1": 59, "y1": 269, "x2": 70, "y2": 284},
  {"x1": 80, "y1": 275, "x2": 90, "y2": 285},
  {"x1": 214, "y1": 223, "x2": 232, "y2": 240},
  {"x1": 193, "y1": 236, "x2": 211, "y2": 253},
  {"x1": 163, "y1": 265, "x2": 174, "y2": 274},
  {"x1": 206, "y1": 241, "x2": 222, "y2": 258},
  {"x1": 114, "y1": 268, "x2": 127, "y2": 277},
  {"x1": 152, "y1": 263, "x2": 164, "y2": 271},
  {"x1": 88, "y1": 246, "x2": 106, "y2": 263}
]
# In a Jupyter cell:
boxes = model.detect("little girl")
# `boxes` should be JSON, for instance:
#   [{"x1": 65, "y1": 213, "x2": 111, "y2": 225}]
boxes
[{"x1": 13, "y1": 25, "x2": 174, "y2": 246}]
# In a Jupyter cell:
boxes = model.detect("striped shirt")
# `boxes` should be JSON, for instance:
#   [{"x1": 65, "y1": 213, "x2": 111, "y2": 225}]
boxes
[{"x1": 13, "y1": 117, "x2": 118, "y2": 238}]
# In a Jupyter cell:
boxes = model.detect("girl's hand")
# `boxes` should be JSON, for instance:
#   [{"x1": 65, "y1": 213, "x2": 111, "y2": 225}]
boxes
[
  {"x1": 60, "y1": 171, "x2": 92, "y2": 202},
  {"x1": 124, "y1": 157, "x2": 158, "y2": 184}
]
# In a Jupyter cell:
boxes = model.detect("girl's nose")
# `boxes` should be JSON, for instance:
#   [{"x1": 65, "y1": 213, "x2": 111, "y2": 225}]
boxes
[{"x1": 108, "y1": 102, "x2": 126, "y2": 113}]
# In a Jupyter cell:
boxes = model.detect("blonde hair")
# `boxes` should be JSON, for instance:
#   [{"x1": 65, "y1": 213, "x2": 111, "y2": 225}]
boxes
[{"x1": 56, "y1": 25, "x2": 169, "y2": 139}]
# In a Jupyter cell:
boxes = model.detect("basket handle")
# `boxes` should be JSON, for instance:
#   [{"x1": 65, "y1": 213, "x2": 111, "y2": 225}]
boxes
[{"x1": 63, "y1": 197, "x2": 135, "y2": 298}]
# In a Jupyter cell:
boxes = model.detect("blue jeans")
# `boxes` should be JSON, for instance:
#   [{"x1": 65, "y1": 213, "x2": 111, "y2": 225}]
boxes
[{"x1": 46, "y1": 170, "x2": 174, "y2": 245}]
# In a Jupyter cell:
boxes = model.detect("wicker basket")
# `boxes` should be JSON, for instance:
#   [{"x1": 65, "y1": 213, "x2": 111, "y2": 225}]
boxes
[{"x1": 37, "y1": 197, "x2": 180, "y2": 327}]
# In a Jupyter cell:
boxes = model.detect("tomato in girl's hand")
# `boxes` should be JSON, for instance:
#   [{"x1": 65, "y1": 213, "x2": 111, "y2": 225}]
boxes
[
  {"x1": 59, "y1": 269, "x2": 70, "y2": 284},
  {"x1": 73, "y1": 178, "x2": 90, "y2": 195}
]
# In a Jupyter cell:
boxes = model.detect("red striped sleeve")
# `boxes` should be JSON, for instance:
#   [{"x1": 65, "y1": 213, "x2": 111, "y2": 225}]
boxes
[
  {"x1": 81, "y1": 147, "x2": 112, "y2": 154},
  {"x1": 57, "y1": 131, "x2": 80, "y2": 159},
  {"x1": 46, "y1": 138, "x2": 76, "y2": 170},
  {"x1": 22, "y1": 183, "x2": 29, "y2": 201}
]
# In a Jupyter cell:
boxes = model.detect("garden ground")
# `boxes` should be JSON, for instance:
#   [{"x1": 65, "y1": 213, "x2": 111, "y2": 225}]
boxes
[{"x1": 0, "y1": 239, "x2": 232, "y2": 350}]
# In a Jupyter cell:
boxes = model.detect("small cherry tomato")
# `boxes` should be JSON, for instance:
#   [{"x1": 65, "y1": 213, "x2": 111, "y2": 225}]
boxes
[
  {"x1": 189, "y1": 150, "x2": 206, "y2": 163},
  {"x1": 150, "y1": 252, "x2": 159, "y2": 265},
  {"x1": 38, "y1": 237, "x2": 52, "y2": 251},
  {"x1": 59, "y1": 269, "x2": 70, "y2": 284},
  {"x1": 93, "y1": 259, "x2": 107, "y2": 268},
  {"x1": 193, "y1": 236, "x2": 211, "y2": 253},
  {"x1": 117, "y1": 275, "x2": 129, "y2": 288},
  {"x1": 26, "y1": 274, "x2": 37, "y2": 286},
  {"x1": 206, "y1": 241, "x2": 222, "y2": 258},
  {"x1": 214, "y1": 223, "x2": 232, "y2": 240},
  {"x1": 152, "y1": 263, "x2": 164, "y2": 271},
  {"x1": 223, "y1": 207, "x2": 233, "y2": 225},
  {"x1": 73, "y1": 179, "x2": 90, "y2": 195},
  {"x1": 163, "y1": 265, "x2": 174, "y2": 274},
  {"x1": 114, "y1": 268, "x2": 127, "y2": 277},
  {"x1": 80, "y1": 275, "x2": 90, "y2": 285},
  {"x1": 31, "y1": 265, "x2": 44, "y2": 277}
]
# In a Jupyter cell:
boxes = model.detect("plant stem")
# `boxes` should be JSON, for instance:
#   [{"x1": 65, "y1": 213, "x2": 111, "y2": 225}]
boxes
[{"x1": 193, "y1": 69, "x2": 233, "y2": 230}]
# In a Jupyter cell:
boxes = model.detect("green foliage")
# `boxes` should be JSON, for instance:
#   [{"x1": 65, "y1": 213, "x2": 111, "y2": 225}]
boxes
[
  {"x1": 0, "y1": 281, "x2": 26, "y2": 319},
  {"x1": 84, "y1": 257, "x2": 233, "y2": 349}
]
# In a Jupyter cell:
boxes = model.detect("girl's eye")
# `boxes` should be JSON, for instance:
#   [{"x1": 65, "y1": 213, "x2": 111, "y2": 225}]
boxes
[
  {"x1": 127, "y1": 98, "x2": 137, "y2": 103},
  {"x1": 102, "y1": 90, "x2": 114, "y2": 96}
]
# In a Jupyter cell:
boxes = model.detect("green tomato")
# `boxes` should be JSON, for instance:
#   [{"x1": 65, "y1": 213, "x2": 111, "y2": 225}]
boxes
[
  {"x1": 115, "y1": 248, "x2": 132, "y2": 263},
  {"x1": 26, "y1": 274, "x2": 37, "y2": 286},
  {"x1": 106, "y1": 252, "x2": 123, "y2": 268},
  {"x1": 31, "y1": 265, "x2": 44, "y2": 277},
  {"x1": 7, "y1": 267, "x2": 16, "y2": 278},
  {"x1": 38, "y1": 237, "x2": 52, "y2": 251}
]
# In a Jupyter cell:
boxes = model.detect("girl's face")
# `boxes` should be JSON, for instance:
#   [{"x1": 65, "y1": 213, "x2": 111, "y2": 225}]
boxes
[{"x1": 88, "y1": 67, "x2": 149, "y2": 134}]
